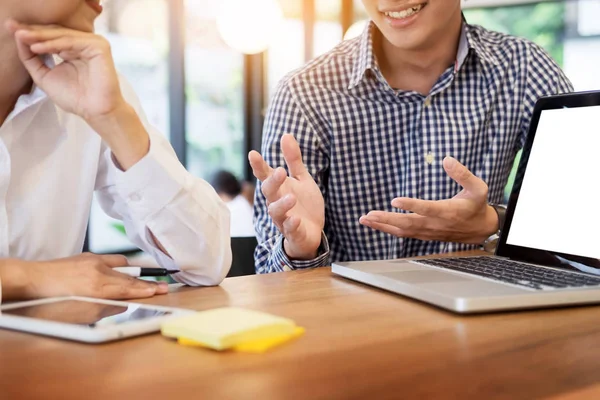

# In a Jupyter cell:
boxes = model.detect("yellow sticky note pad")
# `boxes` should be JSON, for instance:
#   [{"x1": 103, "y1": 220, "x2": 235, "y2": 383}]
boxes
[
  {"x1": 178, "y1": 327, "x2": 305, "y2": 353},
  {"x1": 161, "y1": 307, "x2": 299, "y2": 351}
]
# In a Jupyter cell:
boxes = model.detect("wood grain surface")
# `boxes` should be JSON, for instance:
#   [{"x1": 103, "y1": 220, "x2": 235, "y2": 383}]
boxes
[{"x1": 2, "y1": 251, "x2": 600, "y2": 400}]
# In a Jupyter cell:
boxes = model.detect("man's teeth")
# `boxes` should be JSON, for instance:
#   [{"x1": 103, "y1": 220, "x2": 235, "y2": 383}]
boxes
[{"x1": 385, "y1": 5, "x2": 424, "y2": 19}]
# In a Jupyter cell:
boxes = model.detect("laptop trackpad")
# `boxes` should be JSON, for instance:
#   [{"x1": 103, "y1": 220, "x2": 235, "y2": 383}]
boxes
[
  {"x1": 377, "y1": 270, "x2": 529, "y2": 296},
  {"x1": 378, "y1": 270, "x2": 474, "y2": 283}
]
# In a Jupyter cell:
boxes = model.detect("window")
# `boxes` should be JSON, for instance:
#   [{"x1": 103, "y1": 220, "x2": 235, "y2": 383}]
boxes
[
  {"x1": 185, "y1": 0, "x2": 245, "y2": 180},
  {"x1": 267, "y1": 0, "x2": 343, "y2": 97},
  {"x1": 463, "y1": 0, "x2": 600, "y2": 197},
  {"x1": 267, "y1": 1, "x2": 305, "y2": 98},
  {"x1": 464, "y1": 0, "x2": 600, "y2": 91},
  {"x1": 90, "y1": 0, "x2": 170, "y2": 253},
  {"x1": 315, "y1": 0, "x2": 343, "y2": 57}
]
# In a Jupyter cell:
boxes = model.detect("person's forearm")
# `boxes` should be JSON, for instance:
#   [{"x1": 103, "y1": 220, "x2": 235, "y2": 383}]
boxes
[
  {"x1": 140, "y1": 184, "x2": 232, "y2": 286},
  {"x1": 87, "y1": 102, "x2": 150, "y2": 171},
  {"x1": 0, "y1": 259, "x2": 32, "y2": 301}
]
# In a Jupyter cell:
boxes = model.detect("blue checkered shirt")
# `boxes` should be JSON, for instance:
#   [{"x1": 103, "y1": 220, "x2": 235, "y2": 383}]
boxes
[{"x1": 254, "y1": 21, "x2": 572, "y2": 274}]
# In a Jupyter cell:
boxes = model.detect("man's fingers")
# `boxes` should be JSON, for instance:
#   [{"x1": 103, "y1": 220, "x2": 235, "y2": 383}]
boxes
[
  {"x1": 360, "y1": 220, "x2": 444, "y2": 241},
  {"x1": 102, "y1": 273, "x2": 169, "y2": 299},
  {"x1": 443, "y1": 157, "x2": 488, "y2": 197},
  {"x1": 268, "y1": 195, "x2": 297, "y2": 224},
  {"x1": 360, "y1": 211, "x2": 429, "y2": 232},
  {"x1": 13, "y1": 35, "x2": 50, "y2": 86},
  {"x1": 29, "y1": 37, "x2": 78, "y2": 56},
  {"x1": 248, "y1": 151, "x2": 273, "y2": 182},
  {"x1": 392, "y1": 197, "x2": 449, "y2": 218},
  {"x1": 282, "y1": 215, "x2": 302, "y2": 235},
  {"x1": 102, "y1": 254, "x2": 130, "y2": 268},
  {"x1": 12, "y1": 27, "x2": 86, "y2": 44},
  {"x1": 281, "y1": 134, "x2": 309, "y2": 180},
  {"x1": 360, "y1": 220, "x2": 406, "y2": 237},
  {"x1": 102, "y1": 282, "x2": 158, "y2": 300},
  {"x1": 261, "y1": 167, "x2": 287, "y2": 202}
]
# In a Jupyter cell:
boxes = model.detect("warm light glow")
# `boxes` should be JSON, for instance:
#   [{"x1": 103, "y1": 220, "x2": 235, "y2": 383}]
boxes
[
  {"x1": 216, "y1": 0, "x2": 283, "y2": 55},
  {"x1": 344, "y1": 20, "x2": 368, "y2": 41}
]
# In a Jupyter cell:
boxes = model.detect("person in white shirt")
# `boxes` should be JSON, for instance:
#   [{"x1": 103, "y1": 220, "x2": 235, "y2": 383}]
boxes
[
  {"x1": 0, "y1": 0, "x2": 231, "y2": 301},
  {"x1": 211, "y1": 171, "x2": 256, "y2": 238}
]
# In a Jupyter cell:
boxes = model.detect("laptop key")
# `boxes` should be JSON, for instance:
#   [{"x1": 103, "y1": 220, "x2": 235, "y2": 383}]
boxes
[{"x1": 414, "y1": 257, "x2": 600, "y2": 291}]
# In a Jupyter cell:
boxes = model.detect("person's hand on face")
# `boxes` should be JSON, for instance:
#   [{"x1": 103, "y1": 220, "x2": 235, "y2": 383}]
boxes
[
  {"x1": 249, "y1": 134, "x2": 325, "y2": 260},
  {"x1": 24, "y1": 253, "x2": 168, "y2": 300},
  {"x1": 4, "y1": 18, "x2": 151, "y2": 170},
  {"x1": 360, "y1": 157, "x2": 499, "y2": 244},
  {"x1": 5, "y1": 19, "x2": 125, "y2": 125}
]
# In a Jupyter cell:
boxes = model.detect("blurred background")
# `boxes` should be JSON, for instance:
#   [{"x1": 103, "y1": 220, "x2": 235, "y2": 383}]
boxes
[{"x1": 88, "y1": 0, "x2": 600, "y2": 254}]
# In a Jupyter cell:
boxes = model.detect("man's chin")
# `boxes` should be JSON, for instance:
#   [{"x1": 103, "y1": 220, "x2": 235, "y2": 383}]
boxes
[
  {"x1": 373, "y1": 24, "x2": 425, "y2": 51},
  {"x1": 59, "y1": 14, "x2": 97, "y2": 33},
  {"x1": 383, "y1": 35, "x2": 428, "y2": 52}
]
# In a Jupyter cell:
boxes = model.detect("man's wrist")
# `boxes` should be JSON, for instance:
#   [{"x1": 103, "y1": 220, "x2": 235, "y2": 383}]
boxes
[
  {"x1": 482, "y1": 203, "x2": 507, "y2": 252},
  {"x1": 283, "y1": 239, "x2": 320, "y2": 261},
  {"x1": 87, "y1": 103, "x2": 150, "y2": 170},
  {"x1": 482, "y1": 204, "x2": 500, "y2": 239},
  {"x1": 275, "y1": 234, "x2": 330, "y2": 271}
]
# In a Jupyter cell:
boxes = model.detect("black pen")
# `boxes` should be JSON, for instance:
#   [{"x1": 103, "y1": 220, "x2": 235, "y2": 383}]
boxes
[{"x1": 113, "y1": 267, "x2": 180, "y2": 277}]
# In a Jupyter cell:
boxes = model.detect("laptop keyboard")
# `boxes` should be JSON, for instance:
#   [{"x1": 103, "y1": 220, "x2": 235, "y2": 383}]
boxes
[{"x1": 413, "y1": 257, "x2": 600, "y2": 291}]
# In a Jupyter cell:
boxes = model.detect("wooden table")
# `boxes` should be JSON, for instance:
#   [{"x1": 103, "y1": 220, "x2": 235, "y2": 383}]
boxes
[{"x1": 2, "y1": 252, "x2": 600, "y2": 400}]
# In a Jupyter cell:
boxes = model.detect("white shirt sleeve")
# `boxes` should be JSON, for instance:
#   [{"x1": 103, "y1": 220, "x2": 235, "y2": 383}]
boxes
[{"x1": 93, "y1": 77, "x2": 232, "y2": 286}]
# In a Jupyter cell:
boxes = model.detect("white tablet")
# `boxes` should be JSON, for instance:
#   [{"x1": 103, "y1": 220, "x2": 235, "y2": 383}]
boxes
[{"x1": 0, "y1": 296, "x2": 194, "y2": 343}]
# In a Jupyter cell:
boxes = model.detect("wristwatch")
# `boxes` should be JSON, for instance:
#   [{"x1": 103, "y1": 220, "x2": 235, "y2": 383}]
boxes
[{"x1": 483, "y1": 203, "x2": 507, "y2": 253}]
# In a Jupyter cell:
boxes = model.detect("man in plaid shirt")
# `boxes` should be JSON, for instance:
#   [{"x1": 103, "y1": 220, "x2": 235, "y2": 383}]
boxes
[{"x1": 249, "y1": 0, "x2": 572, "y2": 273}]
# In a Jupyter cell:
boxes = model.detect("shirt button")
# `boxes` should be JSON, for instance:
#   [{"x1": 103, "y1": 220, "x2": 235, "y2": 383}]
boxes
[
  {"x1": 130, "y1": 193, "x2": 142, "y2": 202},
  {"x1": 425, "y1": 152, "x2": 435, "y2": 165},
  {"x1": 424, "y1": 97, "x2": 432, "y2": 108}
]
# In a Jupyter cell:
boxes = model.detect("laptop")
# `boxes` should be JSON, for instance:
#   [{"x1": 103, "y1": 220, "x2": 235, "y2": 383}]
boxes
[{"x1": 333, "y1": 91, "x2": 600, "y2": 313}]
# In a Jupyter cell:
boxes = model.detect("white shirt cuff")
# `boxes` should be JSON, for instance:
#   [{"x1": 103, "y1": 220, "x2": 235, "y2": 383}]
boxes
[{"x1": 113, "y1": 141, "x2": 184, "y2": 221}]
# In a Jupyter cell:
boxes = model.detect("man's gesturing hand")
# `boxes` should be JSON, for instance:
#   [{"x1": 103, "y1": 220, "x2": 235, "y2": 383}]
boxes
[
  {"x1": 249, "y1": 134, "x2": 324, "y2": 260},
  {"x1": 360, "y1": 157, "x2": 499, "y2": 244}
]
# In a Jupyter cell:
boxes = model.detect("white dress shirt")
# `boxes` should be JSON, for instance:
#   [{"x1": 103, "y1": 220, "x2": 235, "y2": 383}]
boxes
[{"x1": 0, "y1": 76, "x2": 231, "y2": 286}]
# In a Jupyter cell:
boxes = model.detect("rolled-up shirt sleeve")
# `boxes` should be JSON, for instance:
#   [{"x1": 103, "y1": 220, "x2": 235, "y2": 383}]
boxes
[{"x1": 94, "y1": 77, "x2": 231, "y2": 286}]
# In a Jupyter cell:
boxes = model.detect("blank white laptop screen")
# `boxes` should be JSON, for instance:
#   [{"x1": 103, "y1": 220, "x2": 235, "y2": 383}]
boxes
[{"x1": 506, "y1": 106, "x2": 600, "y2": 259}]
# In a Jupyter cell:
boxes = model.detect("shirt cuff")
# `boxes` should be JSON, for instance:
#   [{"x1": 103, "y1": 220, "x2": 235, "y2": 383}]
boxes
[
  {"x1": 272, "y1": 232, "x2": 330, "y2": 271},
  {"x1": 113, "y1": 141, "x2": 185, "y2": 222}
]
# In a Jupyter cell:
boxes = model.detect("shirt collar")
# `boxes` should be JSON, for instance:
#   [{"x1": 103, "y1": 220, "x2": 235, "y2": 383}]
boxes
[
  {"x1": 462, "y1": 22, "x2": 501, "y2": 68},
  {"x1": 348, "y1": 21, "x2": 378, "y2": 90},
  {"x1": 349, "y1": 20, "x2": 500, "y2": 90}
]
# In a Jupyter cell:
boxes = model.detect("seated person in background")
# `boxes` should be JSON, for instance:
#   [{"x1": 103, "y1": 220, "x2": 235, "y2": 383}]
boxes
[
  {"x1": 211, "y1": 170, "x2": 256, "y2": 238},
  {"x1": 241, "y1": 181, "x2": 256, "y2": 208},
  {"x1": 249, "y1": 0, "x2": 572, "y2": 273},
  {"x1": 0, "y1": 0, "x2": 231, "y2": 302}
]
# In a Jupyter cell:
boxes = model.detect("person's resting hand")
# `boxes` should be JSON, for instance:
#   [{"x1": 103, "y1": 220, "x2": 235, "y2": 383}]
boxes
[
  {"x1": 5, "y1": 19, "x2": 149, "y2": 170},
  {"x1": 249, "y1": 134, "x2": 325, "y2": 260},
  {"x1": 360, "y1": 157, "x2": 499, "y2": 244},
  {"x1": 1, "y1": 253, "x2": 168, "y2": 301}
]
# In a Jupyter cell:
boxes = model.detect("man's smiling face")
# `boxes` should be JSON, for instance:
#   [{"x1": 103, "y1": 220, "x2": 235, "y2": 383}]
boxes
[{"x1": 361, "y1": 0, "x2": 462, "y2": 51}]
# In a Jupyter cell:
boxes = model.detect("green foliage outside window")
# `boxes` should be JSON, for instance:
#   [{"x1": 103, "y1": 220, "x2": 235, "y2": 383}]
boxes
[
  {"x1": 464, "y1": 2, "x2": 566, "y2": 65},
  {"x1": 464, "y1": 3, "x2": 566, "y2": 200}
]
